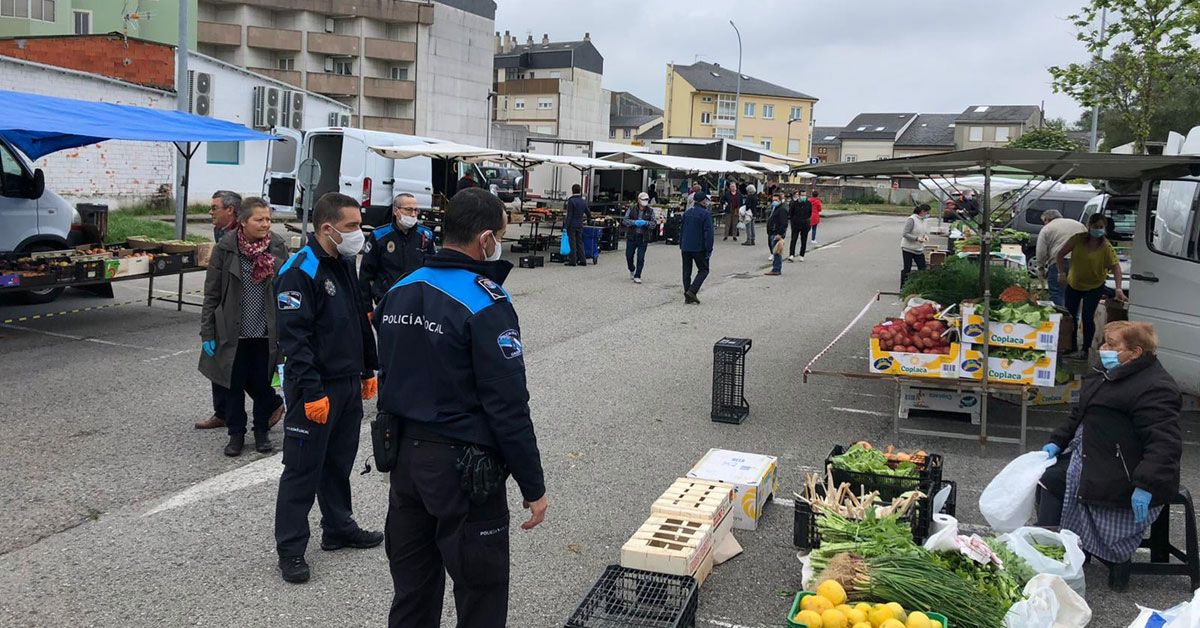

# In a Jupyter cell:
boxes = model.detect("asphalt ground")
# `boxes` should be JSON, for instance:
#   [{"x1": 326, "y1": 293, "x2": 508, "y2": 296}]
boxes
[{"x1": 2, "y1": 213, "x2": 1198, "y2": 627}]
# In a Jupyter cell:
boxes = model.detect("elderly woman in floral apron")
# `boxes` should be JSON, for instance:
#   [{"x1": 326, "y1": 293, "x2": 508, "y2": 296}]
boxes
[
  {"x1": 200, "y1": 197, "x2": 288, "y2": 457},
  {"x1": 1037, "y1": 321, "x2": 1183, "y2": 588}
]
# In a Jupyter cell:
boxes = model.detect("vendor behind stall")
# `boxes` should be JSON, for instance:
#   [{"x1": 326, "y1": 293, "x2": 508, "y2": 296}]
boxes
[{"x1": 1037, "y1": 321, "x2": 1182, "y2": 568}]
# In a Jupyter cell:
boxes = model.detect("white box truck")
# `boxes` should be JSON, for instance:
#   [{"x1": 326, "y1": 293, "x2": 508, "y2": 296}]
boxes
[{"x1": 524, "y1": 138, "x2": 592, "y2": 201}]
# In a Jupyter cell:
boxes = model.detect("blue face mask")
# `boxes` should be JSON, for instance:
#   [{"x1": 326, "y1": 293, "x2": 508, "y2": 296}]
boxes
[
  {"x1": 1099, "y1": 349, "x2": 1121, "y2": 369},
  {"x1": 1090, "y1": 228, "x2": 1105, "y2": 238}
]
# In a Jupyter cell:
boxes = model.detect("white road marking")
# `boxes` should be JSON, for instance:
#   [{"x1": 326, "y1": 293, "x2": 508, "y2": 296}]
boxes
[
  {"x1": 142, "y1": 347, "x2": 197, "y2": 363},
  {"x1": 702, "y1": 617, "x2": 765, "y2": 628},
  {"x1": 831, "y1": 406, "x2": 890, "y2": 417},
  {"x1": 143, "y1": 453, "x2": 284, "y2": 516},
  {"x1": 0, "y1": 323, "x2": 158, "y2": 351},
  {"x1": 774, "y1": 496, "x2": 795, "y2": 508}
]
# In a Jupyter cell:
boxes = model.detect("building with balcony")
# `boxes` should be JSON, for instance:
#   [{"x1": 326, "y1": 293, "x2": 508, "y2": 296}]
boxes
[
  {"x1": 197, "y1": 0, "x2": 494, "y2": 143},
  {"x1": 663, "y1": 61, "x2": 818, "y2": 164},
  {"x1": 0, "y1": 0, "x2": 197, "y2": 46},
  {"x1": 492, "y1": 31, "x2": 609, "y2": 142}
]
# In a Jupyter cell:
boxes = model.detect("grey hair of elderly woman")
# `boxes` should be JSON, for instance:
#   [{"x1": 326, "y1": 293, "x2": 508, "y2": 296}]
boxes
[
  {"x1": 746, "y1": 184, "x2": 757, "y2": 194},
  {"x1": 236, "y1": 196, "x2": 272, "y2": 224},
  {"x1": 1041, "y1": 209, "x2": 1063, "y2": 223}
]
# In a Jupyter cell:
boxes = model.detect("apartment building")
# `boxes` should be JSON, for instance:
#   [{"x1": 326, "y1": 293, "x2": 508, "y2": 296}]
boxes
[
  {"x1": 954, "y1": 105, "x2": 1042, "y2": 149},
  {"x1": 196, "y1": 0, "x2": 494, "y2": 144},
  {"x1": 608, "y1": 90, "x2": 663, "y2": 144},
  {"x1": 810, "y1": 126, "x2": 843, "y2": 164},
  {"x1": 893, "y1": 113, "x2": 958, "y2": 157},
  {"x1": 0, "y1": 0, "x2": 197, "y2": 46},
  {"x1": 663, "y1": 61, "x2": 817, "y2": 163},
  {"x1": 838, "y1": 113, "x2": 918, "y2": 162},
  {"x1": 492, "y1": 31, "x2": 609, "y2": 141}
]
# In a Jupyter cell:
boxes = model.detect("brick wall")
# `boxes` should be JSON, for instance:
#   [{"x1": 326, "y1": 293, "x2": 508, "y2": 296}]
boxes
[{"x1": 0, "y1": 34, "x2": 174, "y2": 91}]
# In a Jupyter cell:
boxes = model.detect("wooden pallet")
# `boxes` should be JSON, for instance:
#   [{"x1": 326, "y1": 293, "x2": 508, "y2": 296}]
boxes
[
  {"x1": 620, "y1": 516, "x2": 715, "y2": 577},
  {"x1": 651, "y1": 478, "x2": 734, "y2": 533}
]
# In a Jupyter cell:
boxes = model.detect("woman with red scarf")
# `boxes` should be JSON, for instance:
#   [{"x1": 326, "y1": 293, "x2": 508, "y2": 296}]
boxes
[{"x1": 200, "y1": 197, "x2": 289, "y2": 456}]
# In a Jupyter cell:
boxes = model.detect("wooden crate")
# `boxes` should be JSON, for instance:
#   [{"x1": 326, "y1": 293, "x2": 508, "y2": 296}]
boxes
[
  {"x1": 620, "y1": 515, "x2": 715, "y2": 578},
  {"x1": 651, "y1": 478, "x2": 734, "y2": 533}
]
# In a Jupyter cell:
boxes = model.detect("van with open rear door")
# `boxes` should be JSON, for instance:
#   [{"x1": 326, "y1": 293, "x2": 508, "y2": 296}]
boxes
[{"x1": 1129, "y1": 126, "x2": 1200, "y2": 396}]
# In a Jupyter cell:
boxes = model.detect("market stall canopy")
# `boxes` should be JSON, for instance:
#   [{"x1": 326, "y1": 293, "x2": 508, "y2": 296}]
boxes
[
  {"x1": 725, "y1": 139, "x2": 807, "y2": 165},
  {"x1": 592, "y1": 140, "x2": 653, "y2": 155},
  {"x1": 531, "y1": 153, "x2": 640, "y2": 171},
  {"x1": 733, "y1": 160, "x2": 790, "y2": 174},
  {"x1": 0, "y1": 88, "x2": 275, "y2": 160},
  {"x1": 918, "y1": 175, "x2": 1096, "y2": 196},
  {"x1": 794, "y1": 147, "x2": 1200, "y2": 180},
  {"x1": 600, "y1": 151, "x2": 760, "y2": 176},
  {"x1": 652, "y1": 137, "x2": 806, "y2": 165},
  {"x1": 371, "y1": 142, "x2": 640, "y2": 171}
]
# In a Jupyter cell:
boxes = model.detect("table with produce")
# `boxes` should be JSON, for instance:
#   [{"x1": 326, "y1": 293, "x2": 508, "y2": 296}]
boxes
[{"x1": 0, "y1": 237, "x2": 211, "y2": 294}]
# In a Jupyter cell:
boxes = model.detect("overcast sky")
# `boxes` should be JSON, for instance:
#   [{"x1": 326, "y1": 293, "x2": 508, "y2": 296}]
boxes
[{"x1": 494, "y1": 0, "x2": 1094, "y2": 128}]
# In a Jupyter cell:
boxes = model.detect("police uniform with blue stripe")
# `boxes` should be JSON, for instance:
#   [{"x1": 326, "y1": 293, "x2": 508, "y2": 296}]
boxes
[
  {"x1": 374, "y1": 250, "x2": 544, "y2": 628},
  {"x1": 359, "y1": 220, "x2": 436, "y2": 312},
  {"x1": 273, "y1": 241, "x2": 379, "y2": 561}
]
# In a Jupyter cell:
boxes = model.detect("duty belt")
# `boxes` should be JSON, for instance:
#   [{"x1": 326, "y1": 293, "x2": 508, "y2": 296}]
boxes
[{"x1": 404, "y1": 422, "x2": 472, "y2": 447}]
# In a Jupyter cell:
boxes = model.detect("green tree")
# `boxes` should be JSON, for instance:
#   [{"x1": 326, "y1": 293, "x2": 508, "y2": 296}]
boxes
[
  {"x1": 1050, "y1": 0, "x2": 1200, "y2": 152},
  {"x1": 1072, "y1": 59, "x2": 1200, "y2": 150},
  {"x1": 1006, "y1": 126, "x2": 1087, "y2": 151}
]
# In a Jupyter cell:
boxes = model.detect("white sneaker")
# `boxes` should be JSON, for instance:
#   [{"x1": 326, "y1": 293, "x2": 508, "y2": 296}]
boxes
[
  {"x1": 629, "y1": 271, "x2": 635, "y2": 280},
  {"x1": 633, "y1": 277, "x2": 642, "y2": 284},
  {"x1": 768, "y1": 255, "x2": 774, "y2": 261},
  {"x1": 799, "y1": 256, "x2": 805, "y2": 262},
  {"x1": 811, "y1": 239, "x2": 818, "y2": 244},
  {"x1": 787, "y1": 255, "x2": 795, "y2": 262}
]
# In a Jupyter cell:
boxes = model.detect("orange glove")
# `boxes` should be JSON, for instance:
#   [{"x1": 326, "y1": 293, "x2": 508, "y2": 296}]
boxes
[
  {"x1": 304, "y1": 397, "x2": 330, "y2": 424},
  {"x1": 361, "y1": 377, "x2": 378, "y2": 400},
  {"x1": 367, "y1": 311, "x2": 374, "y2": 322}
]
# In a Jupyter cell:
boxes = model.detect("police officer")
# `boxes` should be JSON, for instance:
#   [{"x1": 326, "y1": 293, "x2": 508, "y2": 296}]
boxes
[
  {"x1": 359, "y1": 192, "x2": 436, "y2": 312},
  {"x1": 273, "y1": 192, "x2": 382, "y2": 584},
  {"x1": 375, "y1": 187, "x2": 548, "y2": 628}
]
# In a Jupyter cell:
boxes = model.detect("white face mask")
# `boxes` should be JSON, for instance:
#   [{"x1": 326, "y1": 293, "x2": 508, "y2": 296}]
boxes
[
  {"x1": 330, "y1": 227, "x2": 365, "y2": 256},
  {"x1": 398, "y1": 214, "x2": 418, "y2": 229},
  {"x1": 638, "y1": 198, "x2": 648, "y2": 207},
  {"x1": 484, "y1": 232, "x2": 502, "y2": 262}
]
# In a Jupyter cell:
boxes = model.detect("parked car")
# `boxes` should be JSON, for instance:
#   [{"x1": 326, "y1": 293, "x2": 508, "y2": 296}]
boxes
[{"x1": 480, "y1": 166, "x2": 523, "y2": 203}]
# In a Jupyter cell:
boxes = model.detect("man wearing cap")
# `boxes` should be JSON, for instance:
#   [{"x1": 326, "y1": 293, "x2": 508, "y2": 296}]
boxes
[
  {"x1": 623, "y1": 192, "x2": 656, "y2": 284},
  {"x1": 679, "y1": 191, "x2": 714, "y2": 304}
]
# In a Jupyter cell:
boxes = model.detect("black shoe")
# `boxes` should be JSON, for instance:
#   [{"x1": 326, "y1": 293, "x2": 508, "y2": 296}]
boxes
[
  {"x1": 278, "y1": 556, "x2": 310, "y2": 584},
  {"x1": 254, "y1": 431, "x2": 273, "y2": 453},
  {"x1": 722, "y1": 236, "x2": 728, "y2": 241},
  {"x1": 321, "y1": 527, "x2": 384, "y2": 551},
  {"x1": 684, "y1": 290, "x2": 699, "y2": 304},
  {"x1": 733, "y1": 236, "x2": 738, "y2": 241},
  {"x1": 224, "y1": 434, "x2": 244, "y2": 457}
]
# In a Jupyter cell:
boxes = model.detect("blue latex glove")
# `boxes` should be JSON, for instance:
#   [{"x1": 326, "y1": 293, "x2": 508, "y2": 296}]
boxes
[
  {"x1": 1042, "y1": 443, "x2": 1061, "y2": 458},
  {"x1": 634, "y1": 219, "x2": 647, "y2": 227},
  {"x1": 1132, "y1": 488, "x2": 1152, "y2": 524},
  {"x1": 202, "y1": 339, "x2": 217, "y2": 357}
]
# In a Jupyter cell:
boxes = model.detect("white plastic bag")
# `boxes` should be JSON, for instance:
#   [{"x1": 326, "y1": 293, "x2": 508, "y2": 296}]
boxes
[
  {"x1": 979, "y1": 451, "x2": 1056, "y2": 532},
  {"x1": 1004, "y1": 574, "x2": 1091, "y2": 628},
  {"x1": 1002, "y1": 527, "x2": 1088, "y2": 596},
  {"x1": 1126, "y1": 588, "x2": 1200, "y2": 627}
]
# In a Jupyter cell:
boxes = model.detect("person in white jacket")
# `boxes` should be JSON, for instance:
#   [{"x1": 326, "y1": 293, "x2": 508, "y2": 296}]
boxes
[
  {"x1": 900, "y1": 204, "x2": 931, "y2": 286},
  {"x1": 1035, "y1": 210, "x2": 1086, "y2": 308}
]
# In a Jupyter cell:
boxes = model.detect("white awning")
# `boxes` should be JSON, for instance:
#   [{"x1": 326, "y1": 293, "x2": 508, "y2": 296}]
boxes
[
  {"x1": 592, "y1": 141, "x2": 653, "y2": 155},
  {"x1": 600, "y1": 151, "x2": 760, "y2": 175},
  {"x1": 918, "y1": 175, "x2": 1097, "y2": 196},
  {"x1": 371, "y1": 142, "x2": 639, "y2": 172},
  {"x1": 531, "y1": 152, "x2": 640, "y2": 171},
  {"x1": 726, "y1": 139, "x2": 807, "y2": 165},
  {"x1": 651, "y1": 137, "x2": 721, "y2": 146},
  {"x1": 733, "y1": 160, "x2": 790, "y2": 174}
]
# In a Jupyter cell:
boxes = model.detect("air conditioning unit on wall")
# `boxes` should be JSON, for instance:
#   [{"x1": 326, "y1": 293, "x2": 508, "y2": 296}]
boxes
[
  {"x1": 188, "y1": 71, "x2": 213, "y2": 116},
  {"x1": 282, "y1": 91, "x2": 304, "y2": 128},
  {"x1": 252, "y1": 85, "x2": 282, "y2": 129},
  {"x1": 327, "y1": 112, "x2": 351, "y2": 127}
]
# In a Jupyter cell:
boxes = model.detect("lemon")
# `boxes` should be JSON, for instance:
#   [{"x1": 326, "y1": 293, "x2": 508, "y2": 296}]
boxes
[
  {"x1": 836, "y1": 604, "x2": 855, "y2": 615},
  {"x1": 885, "y1": 603, "x2": 906, "y2": 622},
  {"x1": 817, "y1": 579, "x2": 848, "y2": 606},
  {"x1": 905, "y1": 611, "x2": 931, "y2": 628},
  {"x1": 804, "y1": 595, "x2": 834, "y2": 614},
  {"x1": 821, "y1": 609, "x2": 848, "y2": 628},
  {"x1": 880, "y1": 620, "x2": 906, "y2": 628},
  {"x1": 845, "y1": 608, "x2": 867, "y2": 625},
  {"x1": 854, "y1": 603, "x2": 873, "y2": 616},
  {"x1": 852, "y1": 624, "x2": 873, "y2": 628},
  {"x1": 794, "y1": 609, "x2": 823, "y2": 627},
  {"x1": 868, "y1": 606, "x2": 893, "y2": 627},
  {"x1": 931, "y1": 621, "x2": 943, "y2": 628}
]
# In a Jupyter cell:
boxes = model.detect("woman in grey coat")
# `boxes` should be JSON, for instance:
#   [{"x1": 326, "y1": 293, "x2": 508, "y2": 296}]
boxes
[{"x1": 199, "y1": 197, "x2": 288, "y2": 456}]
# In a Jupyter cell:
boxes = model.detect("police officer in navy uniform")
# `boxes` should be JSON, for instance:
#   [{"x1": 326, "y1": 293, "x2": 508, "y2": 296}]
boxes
[
  {"x1": 359, "y1": 192, "x2": 436, "y2": 313},
  {"x1": 273, "y1": 192, "x2": 382, "y2": 584},
  {"x1": 375, "y1": 187, "x2": 548, "y2": 627}
]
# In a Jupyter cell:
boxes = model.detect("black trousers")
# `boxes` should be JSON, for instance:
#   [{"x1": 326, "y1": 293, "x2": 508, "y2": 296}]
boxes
[
  {"x1": 789, "y1": 223, "x2": 810, "y2": 257},
  {"x1": 625, "y1": 236, "x2": 648, "y2": 277},
  {"x1": 567, "y1": 227, "x2": 586, "y2": 266},
  {"x1": 901, "y1": 250, "x2": 926, "y2": 286},
  {"x1": 212, "y1": 382, "x2": 229, "y2": 420},
  {"x1": 1065, "y1": 284, "x2": 1106, "y2": 353},
  {"x1": 387, "y1": 439, "x2": 509, "y2": 628},
  {"x1": 681, "y1": 250, "x2": 710, "y2": 294},
  {"x1": 225, "y1": 338, "x2": 281, "y2": 436},
  {"x1": 274, "y1": 375, "x2": 363, "y2": 558}
]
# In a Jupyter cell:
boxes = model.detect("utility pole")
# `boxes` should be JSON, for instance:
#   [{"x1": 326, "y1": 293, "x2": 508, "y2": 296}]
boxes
[
  {"x1": 730, "y1": 20, "x2": 742, "y2": 143},
  {"x1": 173, "y1": 0, "x2": 190, "y2": 239},
  {"x1": 1089, "y1": 8, "x2": 1107, "y2": 152}
]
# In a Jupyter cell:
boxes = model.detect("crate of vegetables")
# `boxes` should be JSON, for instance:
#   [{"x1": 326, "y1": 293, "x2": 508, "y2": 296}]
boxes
[
  {"x1": 960, "y1": 299, "x2": 1061, "y2": 351},
  {"x1": 869, "y1": 301, "x2": 959, "y2": 379},
  {"x1": 958, "y1": 346, "x2": 1058, "y2": 387},
  {"x1": 789, "y1": 589, "x2": 948, "y2": 628},
  {"x1": 826, "y1": 443, "x2": 942, "y2": 502},
  {"x1": 793, "y1": 474, "x2": 929, "y2": 550}
]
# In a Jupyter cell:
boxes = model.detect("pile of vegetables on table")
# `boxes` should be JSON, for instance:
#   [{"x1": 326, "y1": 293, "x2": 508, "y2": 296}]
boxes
[
  {"x1": 793, "y1": 578, "x2": 946, "y2": 628},
  {"x1": 832, "y1": 442, "x2": 928, "y2": 476},
  {"x1": 899, "y1": 257, "x2": 1031, "y2": 309},
  {"x1": 870, "y1": 303, "x2": 954, "y2": 355}
]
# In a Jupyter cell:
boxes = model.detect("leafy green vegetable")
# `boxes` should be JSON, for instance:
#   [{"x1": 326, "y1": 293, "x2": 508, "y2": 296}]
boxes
[
  {"x1": 832, "y1": 444, "x2": 918, "y2": 478},
  {"x1": 901, "y1": 257, "x2": 1031, "y2": 307},
  {"x1": 929, "y1": 549, "x2": 1025, "y2": 610},
  {"x1": 988, "y1": 347, "x2": 1045, "y2": 362},
  {"x1": 810, "y1": 510, "x2": 921, "y2": 573},
  {"x1": 985, "y1": 537, "x2": 1036, "y2": 587},
  {"x1": 1034, "y1": 543, "x2": 1067, "y2": 561},
  {"x1": 993, "y1": 302, "x2": 1057, "y2": 326}
]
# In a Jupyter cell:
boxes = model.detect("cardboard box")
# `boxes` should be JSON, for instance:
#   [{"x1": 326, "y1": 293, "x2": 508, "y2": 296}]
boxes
[
  {"x1": 960, "y1": 302, "x2": 1062, "y2": 351},
  {"x1": 869, "y1": 338, "x2": 960, "y2": 379},
  {"x1": 687, "y1": 449, "x2": 778, "y2": 531},
  {"x1": 115, "y1": 256, "x2": 150, "y2": 277},
  {"x1": 898, "y1": 383, "x2": 982, "y2": 423},
  {"x1": 995, "y1": 377, "x2": 1082, "y2": 406},
  {"x1": 959, "y1": 347, "x2": 1058, "y2": 387}
]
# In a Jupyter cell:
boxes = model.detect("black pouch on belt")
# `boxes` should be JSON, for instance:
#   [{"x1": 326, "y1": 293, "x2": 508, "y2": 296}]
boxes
[
  {"x1": 456, "y1": 446, "x2": 508, "y2": 506},
  {"x1": 370, "y1": 412, "x2": 402, "y2": 473}
]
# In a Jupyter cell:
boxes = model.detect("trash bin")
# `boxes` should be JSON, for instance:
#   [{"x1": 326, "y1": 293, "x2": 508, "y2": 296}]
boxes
[
  {"x1": 581, "y1": 226, "x2": 602, "y2": 264},
  {"x1": 76, "y1": 203, "x2": 109, "y2": 241}
]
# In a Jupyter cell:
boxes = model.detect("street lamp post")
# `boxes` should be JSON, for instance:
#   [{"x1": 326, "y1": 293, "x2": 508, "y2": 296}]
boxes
[
  {"x1": 730, "y1": 20, "x2": 742, "y2": 143},
  {"x1": 786, "y1": 118, "x2": 801, "y2": 182},
  {"x1": 485, "y1": 90, "x2": 497, "y2": 148}
]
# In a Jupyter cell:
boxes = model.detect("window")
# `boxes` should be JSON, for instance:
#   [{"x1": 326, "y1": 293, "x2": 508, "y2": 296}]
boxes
[
  {"x1": 742, "y1": 135, "x2": 754, "y2": 143},
  {"x1": 30, "y1": 0, "x2": 54, "y2": 21},
  {"x1": 845, "y1": 155, "x2": 857, "y2": 162},
  {"x1": 743, "y1": 102, "x2": 755, "y2": 118},
  {"x1": 699, "y1": 112, "x2": 712, "y2": 125},
  {"x1": 701, "y1": 95, "x2": 713, "y2": 103},
  {"x1": 332, "y1": 58, "x2": 353, "y2": 75},
  {"x1": 762, "y1": 104, "x2": 774, "y2": 120},
  {"x1": 535, "y1": 125, "x2": 553, "y2": 134},
  {"x1": 207, "y1": 141, "x2": 241, "y2": 165},
  {"x1": 714, "y1": 127, "x2": 735, "y2": 140},
  {"x1": 514, "y1": 98, "x2": 525, "y2": 110},
  {"x1": 277, "y1": 57, "x2": 295, "y2": 71},
  {"x1": 994, "y1": 126, "x2": 1011, "y2": 142},
  {"x1": 389, "y1": 66, "x2": 409, "y2": 81},
  {"x1": 761, "y1": 138, "x2": 772, "y2": 150},
  {"x1": 0, "y1": 141, "x2": 31, "y2": 197},
  {"x1": 790, "y1": 106, "x2": 802, "y2": 121},
  {"x1": 609, "y1": 128, "x2": 616, "y2": 139},
  {"x1": 788, "y1": 139, "x2": 801, "y2": 154},
  {"x1": 73, "y1": 9, "x2": 90, "y2": 34},
  {"x1": 969, "y1": 126, "x2": 984, "y2": 142},
  {"x1": 817, "y1": 147, "x2": 828, "y2": 155},
  {"x1": 1148, "y1": 179, "x2": 1200, "y2": 261},
  {"x1": 537, "y1": 97, "x2": 553, "y2": 110},
  {"x1": 716, "y1": 94, "x2": 736, "y2": 122},
  {"x1": 877, "y1": 154, "x2": 890, "y2": 160},
  {"x1": 623, "y1": 128, "x2": 632, "y2": 139}
]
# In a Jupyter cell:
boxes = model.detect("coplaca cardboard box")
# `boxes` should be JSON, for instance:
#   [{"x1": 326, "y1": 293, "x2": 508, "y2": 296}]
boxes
[
  {"x1": 960, "y1": 302, "x2": 1062, "y2": 351},
  {"x1": 686, "y1": 449, "x2": 778, "y2": 531},
  {"x1": 959, "y1": 347, "x2": 1058, "y2": 387},
  {"x1": 898, "y1": 383, "x2": 982, "y2": 423},
  {"x1": 868, "y1": 338, "x2": 960, "y2": 379},
  {"x1": 994, "y1": 377, "x2": 1082, "y2": 406}
]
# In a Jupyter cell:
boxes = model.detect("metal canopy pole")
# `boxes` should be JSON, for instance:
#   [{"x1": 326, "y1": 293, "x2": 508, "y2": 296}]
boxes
[
  {"x1": 173, "y1": 0, "x2": 190, "y2": 240},
  {"x1": 979, "y1": 162, "x2": 992, "y2": 445}
]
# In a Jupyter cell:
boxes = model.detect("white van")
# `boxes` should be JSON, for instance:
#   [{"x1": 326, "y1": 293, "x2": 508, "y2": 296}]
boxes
[
  {"x1": 264, "y1": 127, "x2": 485, "y2": 227},
  {"x1": 1129, "y1": 126, "x2": 1200, "y2": 396},
  {"x1": 1, "y1": 136, "x2": 83, "y2": 303}
]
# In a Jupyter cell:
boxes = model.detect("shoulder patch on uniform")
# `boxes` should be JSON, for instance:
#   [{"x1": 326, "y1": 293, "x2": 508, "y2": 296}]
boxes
[
  {"x1": 277, "y1": 291, "x2": 302, "y2": 310},
  {"x1": 497, "y1": 329, "x2": 523, "y2": 360},
  {"x1": 386, "y1": 240, "x2": 396, "y2": 253},
  {"x1": 279, "y1": 247, "x2": 319, "y2": 279},
  {"x1": 362, "y1": 240, "x2": 373, "y2": 254},
  {"x1": 476, "y1": 276, "x2": 508, "y2": 301},
  {"x1": 372, "y1": 224, "x2": 394, "y2": 240}
]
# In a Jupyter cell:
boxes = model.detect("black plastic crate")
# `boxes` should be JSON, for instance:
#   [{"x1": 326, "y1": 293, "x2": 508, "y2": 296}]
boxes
[
  {"x1": 825, "y1": 444, "x2": 943, "y2": 501},
  {"x1": 519, "y1": 255, "x2": 545, "y2": 269},
  {"x1": 565, "y1": 565, "x2": 698, "y2": 628},
  {"x1": 792, "y1": 480, "x2": 957, "y2": 549},
  {"x1": 711, "y1": 338, "x2": 751, "y2": 424}
]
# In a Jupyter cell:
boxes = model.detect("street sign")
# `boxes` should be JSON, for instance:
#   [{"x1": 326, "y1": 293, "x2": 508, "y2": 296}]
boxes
[
  {"x1": 297, "y1": 158, "x2": 322, "y2": 245},
  {"x1": 809, "y1": 158, "x2": 819, "y2": 164}
]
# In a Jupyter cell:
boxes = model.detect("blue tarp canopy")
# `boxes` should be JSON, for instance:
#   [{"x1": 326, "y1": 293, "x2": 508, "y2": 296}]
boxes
[{"x1": 0, "y1": 89, "x2": 275, "y2": 160}]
